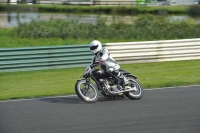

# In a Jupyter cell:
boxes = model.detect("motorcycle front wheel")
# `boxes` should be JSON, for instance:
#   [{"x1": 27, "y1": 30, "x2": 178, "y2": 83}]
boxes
[{"x1": 75, "y1": 79, "x2": 98, "y2": 103}]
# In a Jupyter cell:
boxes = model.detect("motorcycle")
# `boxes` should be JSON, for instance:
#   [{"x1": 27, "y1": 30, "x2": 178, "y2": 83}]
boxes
[{"x1": 75, "y1": 63, "x2": 143, "y2": 103}]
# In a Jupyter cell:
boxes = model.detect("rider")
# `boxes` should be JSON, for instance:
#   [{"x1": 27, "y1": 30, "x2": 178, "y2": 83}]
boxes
[{"x1": 89, "y1": 40, "x2": 128, "y2": 89}]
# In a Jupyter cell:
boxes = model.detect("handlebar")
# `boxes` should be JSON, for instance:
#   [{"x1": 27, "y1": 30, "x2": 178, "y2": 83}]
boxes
[{"x1": 90, "y1": 64, "x2": 97, "y2": 68}]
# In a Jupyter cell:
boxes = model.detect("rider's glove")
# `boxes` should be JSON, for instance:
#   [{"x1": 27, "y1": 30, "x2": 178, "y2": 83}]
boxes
[{"x1": 95, "y1": 58, "x2": 103, "y2": 65}]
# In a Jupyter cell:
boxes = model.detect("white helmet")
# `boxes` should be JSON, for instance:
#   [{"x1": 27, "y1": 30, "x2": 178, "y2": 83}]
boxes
[{"x1": 89, "y1": 40, "x2": 102, "y2": 55}]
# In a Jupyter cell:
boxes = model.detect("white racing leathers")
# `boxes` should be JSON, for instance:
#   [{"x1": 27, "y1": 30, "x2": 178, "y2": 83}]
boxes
[{"x1": 90, "y1": 48, "x2": 120, "y2": 76}]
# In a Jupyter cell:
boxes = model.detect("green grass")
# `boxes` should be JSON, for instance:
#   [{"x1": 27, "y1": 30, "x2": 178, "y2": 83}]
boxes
[
  {"x1": 0, "y1": 28, "x2": 91, "y2": 48},
  {"x1": 0, "y1": 60, "x2": 200, "y2": 100}
]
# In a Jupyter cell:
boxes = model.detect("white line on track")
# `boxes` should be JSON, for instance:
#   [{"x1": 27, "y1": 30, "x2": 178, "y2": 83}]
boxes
[
  {"x1": 145, "y1": 84, "x2": 200, "y2": 90},
  {"x1": 0, "y1": 85, "x2": 199, "y2": 103}
]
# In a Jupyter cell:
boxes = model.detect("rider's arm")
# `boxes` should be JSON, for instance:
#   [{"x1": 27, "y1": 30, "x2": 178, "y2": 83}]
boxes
[
  {"x1": 100, "y1": 49, "x2": 109, "y2": 61},
  {"x1": 90, "y1": 56, "x2": 96, "y2": 66}
]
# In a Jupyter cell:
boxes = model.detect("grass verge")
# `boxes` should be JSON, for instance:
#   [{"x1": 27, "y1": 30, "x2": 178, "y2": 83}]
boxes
[{"x1": 0, "y1": 60, "x2": 200, "y2": 100}]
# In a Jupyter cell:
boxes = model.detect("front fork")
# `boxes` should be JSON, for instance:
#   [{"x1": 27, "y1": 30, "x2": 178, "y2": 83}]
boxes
[{"x1": 85, "y1": 78, "x2": 91, "y2": 90}]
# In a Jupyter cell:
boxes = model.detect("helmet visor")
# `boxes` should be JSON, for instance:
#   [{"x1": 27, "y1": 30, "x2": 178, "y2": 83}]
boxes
[{"x1": 90, "y1": 45, "x2": 98, "y2": 50}]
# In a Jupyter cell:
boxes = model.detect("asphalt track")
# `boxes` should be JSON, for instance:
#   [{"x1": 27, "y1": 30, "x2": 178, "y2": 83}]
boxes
[{"x1": 0, "y1": 85, "x2": 200, "y2": 133}]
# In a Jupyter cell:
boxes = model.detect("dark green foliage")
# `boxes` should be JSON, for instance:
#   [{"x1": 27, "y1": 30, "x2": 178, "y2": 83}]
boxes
[
  {"x1": 188, "y1": 5, "x2": 200, "y2": 15},
  {"x1": 15, "y1": 15, "x2": 200, "y2": 41},
  {"x1": 0, "y1": 5, "x2": 6, "y2": 11},
  {"x1": 0, "y1": 4, "x2": 188, "y2": 14},
  {"x1": 36, "y1": 5, "x2": 188, "y2": 14},
  {"x1": 0, "y1": 4, "x2": 37, "y2": 12}
]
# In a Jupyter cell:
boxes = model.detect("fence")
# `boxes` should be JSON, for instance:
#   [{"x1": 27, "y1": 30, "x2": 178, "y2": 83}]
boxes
[
  {"x1": 0, "y1": 38, "x2": 200, "y2": 72},
  {"x1": 0, "y1": 45, "x2": 94, "y2": 72},
  {"x1": 105, "y1": 38, "x2": 200, "y2": 64}
]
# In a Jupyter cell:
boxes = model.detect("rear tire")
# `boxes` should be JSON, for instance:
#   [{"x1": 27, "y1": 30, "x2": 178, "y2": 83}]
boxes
[
  {"x1": 124, "y1": 76, "x2": 143, "y2": 100},
  {"x1": 75, "y1": 79, "x2": 98, "y2": 103}
]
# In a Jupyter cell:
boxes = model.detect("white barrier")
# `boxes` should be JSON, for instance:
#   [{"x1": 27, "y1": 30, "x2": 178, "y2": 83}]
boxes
[
  {"x1": 0, "y1": 38, "x2": 199, "y2": 72},
  {"x1": 105, "y1": 38, "x2": 200, "y2": 64}
]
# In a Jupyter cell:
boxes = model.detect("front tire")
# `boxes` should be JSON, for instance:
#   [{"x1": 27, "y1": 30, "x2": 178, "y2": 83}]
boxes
[
  {"x1": 75, "y1": 79, "x2": 98, "y2": 103},
  {"x1": 125, "y1": 76, "x2": 143, "y2": 100}
]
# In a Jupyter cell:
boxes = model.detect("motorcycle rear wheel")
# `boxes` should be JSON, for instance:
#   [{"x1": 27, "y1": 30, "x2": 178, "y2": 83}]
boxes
[
  {"x1": 75, "y1": 79, "x2": 98, "y2": 103},
  {"x1": 125, "y1": 76, "x2": 143, "y2": 100}
]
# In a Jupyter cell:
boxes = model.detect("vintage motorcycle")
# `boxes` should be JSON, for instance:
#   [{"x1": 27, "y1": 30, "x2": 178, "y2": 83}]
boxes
[{"x1": 75, "y1": 64, "x2": 143, "y2": 103}]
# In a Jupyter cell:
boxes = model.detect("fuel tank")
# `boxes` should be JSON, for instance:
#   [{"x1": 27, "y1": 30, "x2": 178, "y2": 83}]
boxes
[{"x1": 92, "y1": 69, "x2": 110, "y2": 79}]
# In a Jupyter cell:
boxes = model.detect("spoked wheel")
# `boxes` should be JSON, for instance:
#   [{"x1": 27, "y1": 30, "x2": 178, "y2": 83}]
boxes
[
  {"x1": 125, "y1": 76, "x2": 143, "y2": 100},
  {"x1": 75, "y1": 79, "x2": 98, "y2": 103}
]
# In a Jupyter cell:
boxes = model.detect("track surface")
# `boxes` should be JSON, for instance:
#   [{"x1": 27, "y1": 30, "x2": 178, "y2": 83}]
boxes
[{"x1": 0, "y1": 86, "x2": 200, "y2": 133}]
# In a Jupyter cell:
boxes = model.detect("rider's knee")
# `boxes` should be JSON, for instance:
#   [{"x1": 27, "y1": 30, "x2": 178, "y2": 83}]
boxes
[{"x1": 107, "y1": 68, "x2": 120, "y2": 77}]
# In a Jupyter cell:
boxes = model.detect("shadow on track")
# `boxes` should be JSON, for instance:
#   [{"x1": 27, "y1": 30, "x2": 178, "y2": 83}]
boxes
[
  {"x1": 39, "y1": 96, "x2": 129, "y2": 104},
  {"x1": 39, "y1": 96, "x2": 85, "y2": 104}
]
